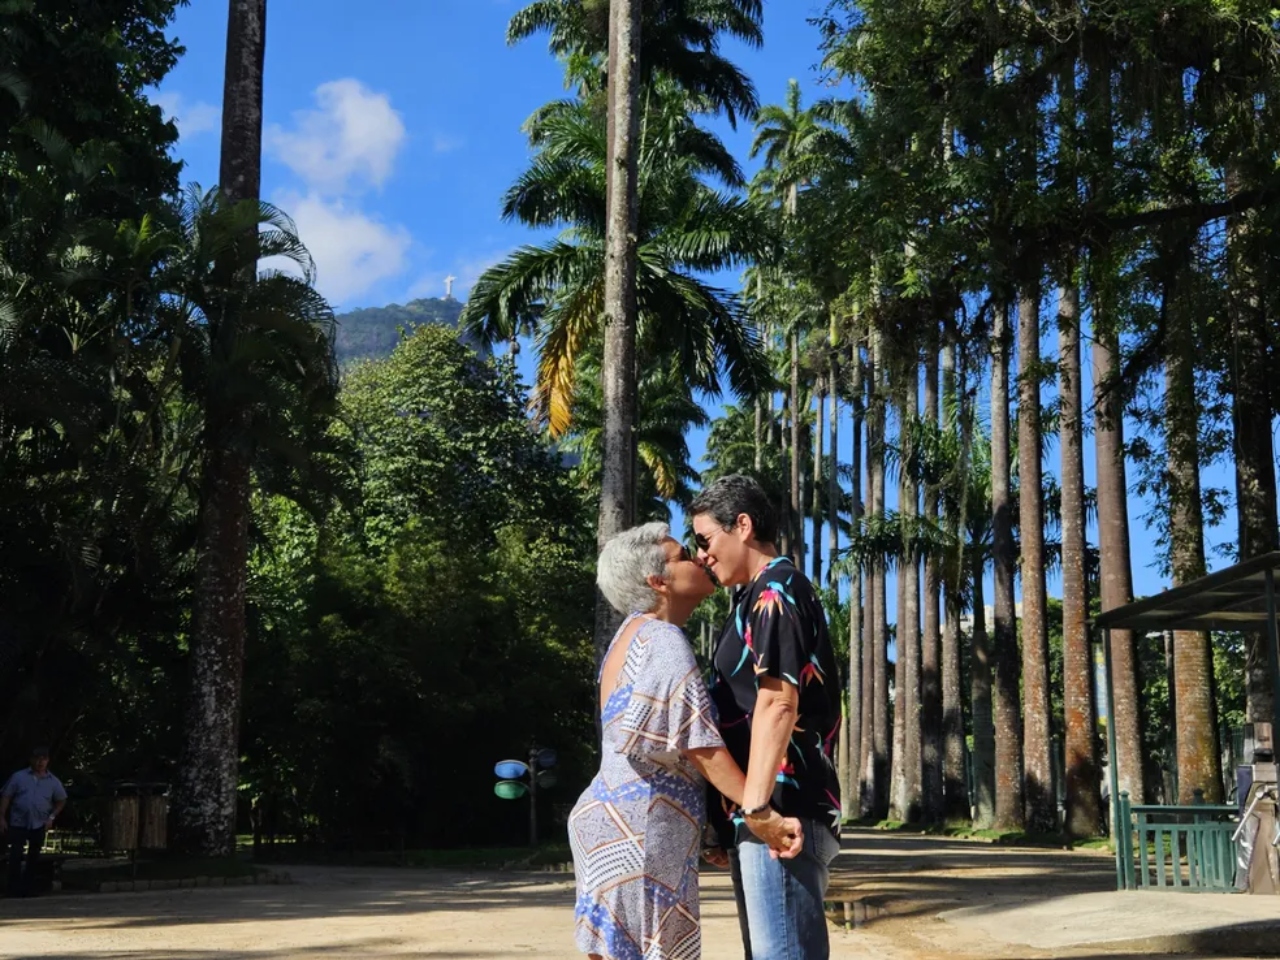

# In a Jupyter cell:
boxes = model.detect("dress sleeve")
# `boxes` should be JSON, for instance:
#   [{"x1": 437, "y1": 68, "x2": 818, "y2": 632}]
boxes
[
  {"x1": 1, "y1": 774, "x2": 16, "y2": 798},
  {"x1": 747, "y1": 572, "x2": 813, "y2": 688},
  {"x1": 53, "y1": 779, "x2": 67, "y2": 803},
  {"x1": 617, "y1": 622, "x2": 724, "y2": 759}
]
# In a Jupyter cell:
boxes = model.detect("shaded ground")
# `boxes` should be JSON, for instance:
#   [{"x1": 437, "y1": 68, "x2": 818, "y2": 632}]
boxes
[{"x1": 1, "y1": 829, "x2": 1277, "y2": 959}]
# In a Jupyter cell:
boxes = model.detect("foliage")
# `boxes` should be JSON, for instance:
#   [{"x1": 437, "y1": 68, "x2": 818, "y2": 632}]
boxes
[{"x1": 241, "y1": 326, "x2": 597, "y2": 849}]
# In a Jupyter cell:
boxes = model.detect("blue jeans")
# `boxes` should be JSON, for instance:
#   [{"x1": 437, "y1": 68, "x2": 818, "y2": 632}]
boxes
[{"x1": 729, "y1": 818, "x2": 840, "y2": 959}]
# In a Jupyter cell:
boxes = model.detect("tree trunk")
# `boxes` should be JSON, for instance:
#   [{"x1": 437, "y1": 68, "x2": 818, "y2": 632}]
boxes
[
  {"x1": 829, "y1": 354, "x2": 840, "y2": 588},
  {"x1": 893, "y1": 375, "x2": 922, "y2": 823},
  {"x1": 1087, "y1": 36, "x2": 1145, "y2": 810},
  {"x1": 941, "y1": 340, "x2": 968, "y2": 822},
  {"x1": 971, "y1": 548, "x2": 996, "y2": 827},
  {"x1": 173, "y1": 0, "x2": 266, "y2": 858},
  {"x1": 870, "y1": 323, "x2": 890, "y2": 818},
  {"x1": 891, "y1": 511, "x2": 910, "y2": 821},
  {"x1": 791, "y1": 330, "x2": 804, "y2": 568},
  {"x1": 1018, "y1": 280, "x2": 1055, "y2": 834},
  {"x1": 991, "y1": 302, "x2": 1025, "y2": 831},
  {"x1": 1059, "y1": 277, "x2": 1102, "y2": 837},
  {"x1": 813, "y1": 376, "x2": 824, "y2": 584},
  {"x1": 1227, "y1": 163, "x2": 1278, "y2": 727},
  {"x1": 921, "y1": 348, "x2": 943, "y2": 824},
  {"x1": 779, "y1": 388, "x2": 791, "y2": 559},
  {"x1": 595, "y1": 0, "x2": 642, "y2": 662},
  {"x1": 754, "y1": 398, "x2": 763, "y2": 473},
  {"x1": 849, "y1": 341, "x2": 865, "y2": 812},
  {"x1": 1165, "y1": 272, "x2": 1223, "y2": 804},
  {"x1": 1093, "y1": 327, "x2": 1145, "y2": 806}
]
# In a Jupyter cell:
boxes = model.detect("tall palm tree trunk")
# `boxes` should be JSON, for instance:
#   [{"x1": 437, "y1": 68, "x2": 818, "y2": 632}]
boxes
[
  {"x1": 1227, "y1": 164, "x2": 1279, "y2": 727},
  {"x1": 813, "y1": 376, "x2": 825, "y2": 583},
  {"x1": 754, "y1": 398, "x2": 763, "y2": 473},
  {"x1": 830, "y1": 353, "x2": 840, "y2": 588},
  {"x1": 791, "y1": 330, "x2": 804, "y2": 567},
  {"x1": 1087, "y1": 39, "x2": 1144, "y2": 811},
  {"x1": 922, "y1": 347, "x2": 943, "y2": 823},
  {"x1": 849, "y1": 340, "x2": 865, "y2": 812},
  {"x1": 893, "y1": 373, "x2": 922, "y2": 822},
  {"x1": 1164, "y1": 271, "x2": 1222, "y2": 804},
  {"x1": 174, "y1": 0, "x2": 266, "y2": 858},
  {"x1": 1093, "y1": 326, "x2": 1145, "y2": 807},
  {"x1": 595, "y1": 0, "x2": 642, "y2": 663},
  {"x1": 971, "y1": 545, "x2": 996, "y2": 827},
  {"x1": 1059, "y1": 277, "x2": 1102, "y2": 837},
  {"x1": 1018, "y1": 279, "x2": 1055, "y2": 833},
  {"x1": 991, "y1": 302, "x2": 1024, "y2": 831},
  {"x1": 870, "y1": 323, "x2": 890, "y2": 817},
  {"x1": 941, "y1": 339, "x2": 968, "y2": 822}
]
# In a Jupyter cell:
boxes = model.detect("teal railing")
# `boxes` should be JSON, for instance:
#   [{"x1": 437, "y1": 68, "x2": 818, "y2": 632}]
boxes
[{"x1": 1116, "y1": 792, "x2": 1238, "y2": 892}]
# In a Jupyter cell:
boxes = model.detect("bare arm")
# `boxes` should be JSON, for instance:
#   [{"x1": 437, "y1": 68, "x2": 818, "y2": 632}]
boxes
[
  {"x1": 741, "y1": 676, "x2": 799, "y2": 813},
  {"x1": 682, "y1": 744, "x2": 803, "y2": 858}
]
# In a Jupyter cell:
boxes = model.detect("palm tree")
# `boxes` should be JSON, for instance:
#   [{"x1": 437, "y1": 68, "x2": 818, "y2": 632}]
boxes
[
  {"x1": 462, "y1": 95, "x2": 767, "y2": 437},
  {"x1": 752, "y1": 79, "x2": 823, "y2": 565},
  {"x1": 1018, "y1": 278, "x2": 1055, "y2": 834},
  {"x1": 598, "y1": 0, "x2": 643, "y2": 625},
  {"x1": 508, "y1": 0, "x2": 762, "y2": 126},
  {"x1": 174, "y1": 0, "x2": 268, "y2": 857},
  {"x1": 991, "y1": 301, "x2": 1024, "y2": 831},
  {"x1": 921, "y1": 346, "x2": 943, "y2": 824},
  {"x1": 1093, "y1": 323, "x2": 1145, "y2": 808},
  {"x1": 1059, "y1": 277, "x2": 1102, "y2": 836},
  {"x1": 1159, "y1": 243, "x2": 1223, "y2": 804},
  {"x1": 172, "y1": 186, "x2": 338, "y2": 857},
  {"x1": 564, "y1": 355, "x2": 710, "y2": 518}
]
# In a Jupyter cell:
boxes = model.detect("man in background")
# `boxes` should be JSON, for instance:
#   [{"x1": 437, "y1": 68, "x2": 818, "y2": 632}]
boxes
[{"x1": 1, "y1": 747, "x2": 67, "y2": 897}]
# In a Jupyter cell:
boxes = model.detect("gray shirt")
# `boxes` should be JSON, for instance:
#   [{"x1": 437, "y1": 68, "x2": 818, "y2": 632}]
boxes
[{"x1": 2, "y1": 768, "x2": 67, "y2": 830}]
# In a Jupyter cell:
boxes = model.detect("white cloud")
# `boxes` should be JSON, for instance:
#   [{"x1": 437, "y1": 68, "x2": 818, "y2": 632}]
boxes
[
  {"x1": 432, "y1": 133, "x2": 465, "y2": 154},
  {"x1": 265, "y1": 79, "x2": 405, "y2": 195},
  {"x1": 272, "y1": 190, "x2": 412, "y2": 306},
  {"x1": 154, "y1": 91, "x2": 220, "y2": 138}
]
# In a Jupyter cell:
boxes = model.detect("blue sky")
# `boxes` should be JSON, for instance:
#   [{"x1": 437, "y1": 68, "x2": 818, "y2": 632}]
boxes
[{"x1": 156, "y1": 1, "x2": 1237, "y2": 604}]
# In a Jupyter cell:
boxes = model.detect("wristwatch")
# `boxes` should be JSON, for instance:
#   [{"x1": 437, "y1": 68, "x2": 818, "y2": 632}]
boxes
[{"x1": 739, "y1": 801, "x2": 772, "y2": 818}]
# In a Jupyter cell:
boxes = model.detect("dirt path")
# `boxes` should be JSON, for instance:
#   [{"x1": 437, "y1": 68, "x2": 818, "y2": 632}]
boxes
[
  {"x1": 0, "y1": 865, "x2": 911, "y2": 959},
  {"x1": 2, "y1": 831, "x2": 1277, "y2": 959}
]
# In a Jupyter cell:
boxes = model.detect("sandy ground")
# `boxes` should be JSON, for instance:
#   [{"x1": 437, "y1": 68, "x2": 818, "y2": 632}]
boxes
[
  {"x1": 3, "y1": 831, "x2": 1279, "y2": 959},
  {"x1": 0, "y1": 865, "x2": 911, "y2": 960}
]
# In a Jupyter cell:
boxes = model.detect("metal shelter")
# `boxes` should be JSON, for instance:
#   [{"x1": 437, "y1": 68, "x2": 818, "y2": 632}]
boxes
[{"x1": 1094, "y1": 551, "x2": 1280, "y2": 890}]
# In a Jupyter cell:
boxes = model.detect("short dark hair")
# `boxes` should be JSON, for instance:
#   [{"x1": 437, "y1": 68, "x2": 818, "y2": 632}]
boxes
[
  {"x1": 689, "y1": 475, "x2": 779, "y2": 546},
  {"x1": 30, "y1": 746, "x2": 49, "y2": 758}
]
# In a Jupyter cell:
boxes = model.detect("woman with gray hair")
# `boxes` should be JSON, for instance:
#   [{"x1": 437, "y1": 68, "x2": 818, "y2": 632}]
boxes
[{"x1": 569, "y1": 522, "x2": 803, "y2": 960}]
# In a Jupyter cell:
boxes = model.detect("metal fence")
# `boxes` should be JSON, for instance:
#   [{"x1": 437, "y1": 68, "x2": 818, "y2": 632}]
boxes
[{"x1": 1116, "y1": 792, "x2": 1238, "y2": 892}]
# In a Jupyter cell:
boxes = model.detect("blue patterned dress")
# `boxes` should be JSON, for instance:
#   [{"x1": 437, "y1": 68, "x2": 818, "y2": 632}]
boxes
[{"x1": 568, "y1": 615, "x2": 725, "y2": 960}]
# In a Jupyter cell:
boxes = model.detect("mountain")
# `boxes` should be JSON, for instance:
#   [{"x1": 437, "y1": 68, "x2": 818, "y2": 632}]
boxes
[{"x1": 333, "y1": 297, "x2": 470, "y2": 365}]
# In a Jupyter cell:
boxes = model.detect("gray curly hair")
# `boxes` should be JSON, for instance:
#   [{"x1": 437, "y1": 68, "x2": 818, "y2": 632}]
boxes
[{"x1": 596, "y1": 522, "x2": 671, "y2": 615}]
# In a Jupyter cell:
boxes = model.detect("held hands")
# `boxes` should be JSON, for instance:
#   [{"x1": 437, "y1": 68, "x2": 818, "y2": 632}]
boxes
[{"x1": 745, "y1": 810, "x2": 804, "y2": 859}]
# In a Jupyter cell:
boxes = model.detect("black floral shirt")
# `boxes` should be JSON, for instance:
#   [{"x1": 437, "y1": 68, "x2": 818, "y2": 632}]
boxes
[{"x1": 708, "y1": 556, "x2": 842, "y2": 841}]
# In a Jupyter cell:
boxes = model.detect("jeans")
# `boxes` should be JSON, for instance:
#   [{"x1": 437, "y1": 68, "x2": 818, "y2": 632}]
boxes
[
  {"x1": 6, "y1": 826, "x2": 45, "y2": 897},
  {"x1": 729, "y1": 818, "x2": 840, "y2": 960}
]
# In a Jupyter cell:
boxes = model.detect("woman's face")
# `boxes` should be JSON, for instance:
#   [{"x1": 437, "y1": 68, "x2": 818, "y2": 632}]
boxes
[{"x1": 659, "y1": 537, "x2": 715, "y2": 605}]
